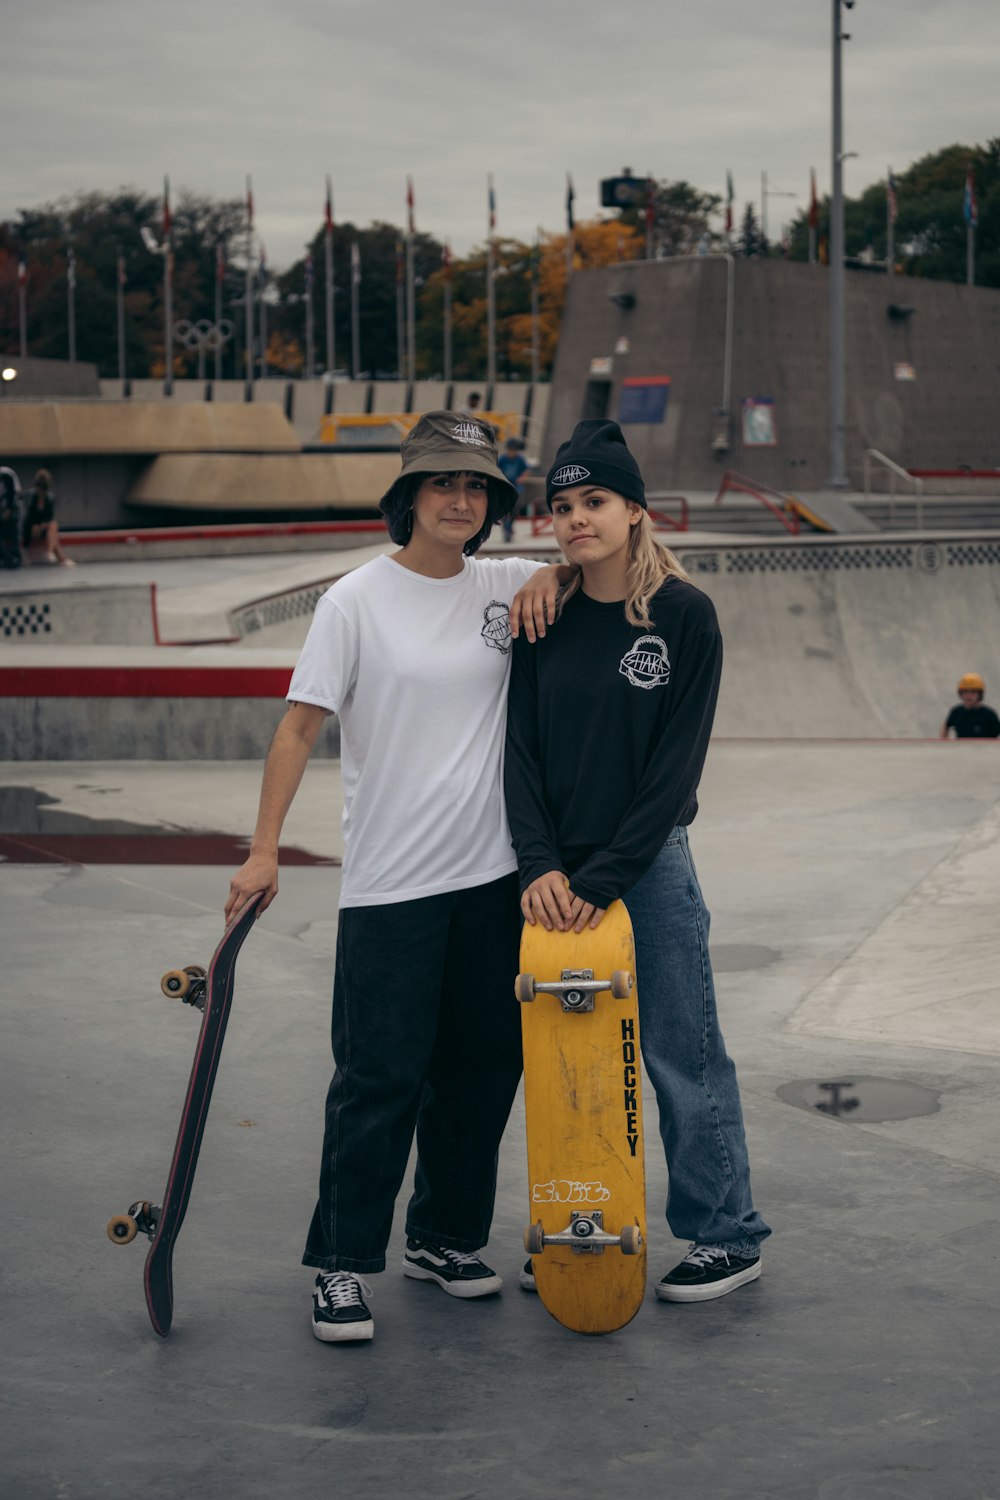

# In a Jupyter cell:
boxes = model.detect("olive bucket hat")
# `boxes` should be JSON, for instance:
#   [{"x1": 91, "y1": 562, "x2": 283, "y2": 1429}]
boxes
[{"x1": 378, "y1": 410, "x2": 520, "y2": 515}]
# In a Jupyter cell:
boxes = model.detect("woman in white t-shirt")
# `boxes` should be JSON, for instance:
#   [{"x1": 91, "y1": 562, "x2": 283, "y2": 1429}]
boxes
[{"x1": 226, "y1": 412, "x2": 566, "y2": 1344}]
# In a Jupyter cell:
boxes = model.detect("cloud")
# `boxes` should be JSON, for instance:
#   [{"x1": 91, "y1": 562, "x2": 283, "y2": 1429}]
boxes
[{"x1": 2, "y1": 0, "x2": 997, "y2": 267}]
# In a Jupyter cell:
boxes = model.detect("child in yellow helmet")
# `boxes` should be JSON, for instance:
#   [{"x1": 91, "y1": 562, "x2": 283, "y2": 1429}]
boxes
[{"x1": 941, "y1": 674, "x2": 1000, "y2": 739}]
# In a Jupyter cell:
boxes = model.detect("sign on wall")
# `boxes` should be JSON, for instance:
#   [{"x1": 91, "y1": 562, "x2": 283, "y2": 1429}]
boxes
[
  {"x1": 618, "y1": 376, "x2": 671, "y2": 425},
  {"x1": 741, "y1": 397, "x2": 777, "y2": 447}
]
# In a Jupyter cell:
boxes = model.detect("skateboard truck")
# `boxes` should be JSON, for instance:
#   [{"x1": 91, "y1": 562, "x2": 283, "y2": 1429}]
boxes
[
  {"x1": 160, "y1": 964, "x2": 208, "y2": 1011},
  {"x1": 524, "y1": 1211, "x2": 642, "y2": 1257},
  {"x1": 515, "y1": 968, "x2": 633, "y2": 1012},
  {"x1": 107, "y1": 1201, "x2": 161, "y2": 1245}
]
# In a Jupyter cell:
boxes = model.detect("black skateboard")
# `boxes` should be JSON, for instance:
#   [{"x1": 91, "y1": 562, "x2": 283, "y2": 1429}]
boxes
[{"x1": 107, "y1": 892, "x2": 263, "y2": 1335}]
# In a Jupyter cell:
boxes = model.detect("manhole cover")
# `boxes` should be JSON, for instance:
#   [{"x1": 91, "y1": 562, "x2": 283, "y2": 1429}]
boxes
[{"x1": 776, "y1": 1076, "x2": 940, "y2": 1124}]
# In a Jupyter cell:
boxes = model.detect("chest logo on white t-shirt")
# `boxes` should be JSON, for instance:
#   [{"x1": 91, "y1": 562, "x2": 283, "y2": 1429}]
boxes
[
  {"x1": 481, "y1": 600, "x2": 512, "y2": 654},
  {"x1": 619, "y1": 634, "x2": 670, "y2": 689}
]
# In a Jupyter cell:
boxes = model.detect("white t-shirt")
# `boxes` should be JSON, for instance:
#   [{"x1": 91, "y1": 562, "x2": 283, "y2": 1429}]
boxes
[{"x1": 288, "y1": 552, "x2": 545, "y2": 907}]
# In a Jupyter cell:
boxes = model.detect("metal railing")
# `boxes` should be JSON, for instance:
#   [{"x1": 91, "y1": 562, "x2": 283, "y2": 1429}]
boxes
[
  {"x1": 862, "y1": 449, "x2": 924, "y2": 531},
  {"x1": 714, "y1": 470, "x2": 800, "y2": 535}
]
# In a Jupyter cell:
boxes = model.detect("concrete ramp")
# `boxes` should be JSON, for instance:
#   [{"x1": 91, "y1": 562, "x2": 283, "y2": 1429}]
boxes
[
  {"x1": 0, "y1": 401, "x2": 299, "y2": 455},
  {"x1": 0, "y1": 585, "x2": 155, "y2": 646},
  {"x1": 126, "y1": 452, "x2": 401, "y2": 509},
  {"x1": 674, "y1": 534, "x2": 1000, "y2": 737}
]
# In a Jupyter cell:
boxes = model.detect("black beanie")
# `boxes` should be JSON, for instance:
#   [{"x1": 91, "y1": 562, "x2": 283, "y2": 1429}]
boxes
[{"x1": 546, "y1": 419, "x2": 646, "y2": 510}]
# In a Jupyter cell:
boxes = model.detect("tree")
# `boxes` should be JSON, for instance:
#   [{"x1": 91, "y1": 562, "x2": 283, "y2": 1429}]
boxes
[
  {"x1": 738, "y1": 202, "x2": 767, "y2": 258},
  {"x1": 784, "y1": 141, "x2": 1000, "y2": 287}
]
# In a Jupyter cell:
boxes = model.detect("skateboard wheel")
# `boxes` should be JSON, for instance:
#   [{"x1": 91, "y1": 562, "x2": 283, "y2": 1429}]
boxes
[
  {"x1": 620, "y1": 1224, "x2": 642, "y2": 1255},
  {"x1": 524, "y1": 1222, "x2": 545, "y2": 1255},
  {"x1": 611, "y1": 969, "x2": 633, "y2": 1000},
  {"x1": 107, "y1": 1214, "x2": 138, "y2": 1245},
  {"x1": 515, "y1": 973, "x2": 536, "y2": 1005},
  {"x1": 161, "y1": 968, "x2": 191, "y2": 999}
]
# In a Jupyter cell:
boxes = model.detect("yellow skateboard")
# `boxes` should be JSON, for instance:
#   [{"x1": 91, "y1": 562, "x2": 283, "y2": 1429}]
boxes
[{"x1": 516, "y1": 899, "x2": 646, "y2": 1334}]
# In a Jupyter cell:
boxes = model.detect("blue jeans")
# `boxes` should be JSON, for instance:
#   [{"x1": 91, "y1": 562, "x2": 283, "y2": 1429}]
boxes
[
  {"x1": 302, "y1": 873, "x2": 523, "y2": 1274},
  {"x1": 622, "y1": 829, "x2": 771, "y2": 1258}
]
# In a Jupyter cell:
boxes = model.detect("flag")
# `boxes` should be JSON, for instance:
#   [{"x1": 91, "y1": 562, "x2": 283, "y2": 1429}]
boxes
[
  {"x1": 215, "y1": 241, "x2": 225, "y2": 284},
  {"x1": 18, "y1": 256, "x2": 27, "y2": 287},
  {"x1": 258, "y1": 244, "x2": 268, "y2": 289},
  {"x1": 304, "y1": 253, "x2": 314, "y2": 289},
  {"x1": 963, "y1": 165, "x2": 977, "y2": 227},
  {"x1": 351, "y1": 241, "x2": 361, "y2": 287},
  {"x1": 531, "y1": 232, "x2": 541, "y2": 279},
  {"x1": 488, "y1": 175, "x2": 496, "y2": 235},
  {"x1": 246, "y1": 176, "x2": 254, "y2": 232},
  {"x1": 442, "y1": 242, "x2": 452, "y2": 281},
  {"x1": 406, "y1": 176, "x2": 415, "y2": 235},
  {"x1": 886, "y1": 169, "x2": 898, "y2": 225},
  {"x1": 163, "y1": 176, "x2": 172, "y2": 238},
  {"x1": 118, "y1": 249, "x2": 127, "y2": 288},
  {"x1": 325, "y1": 177, "x2": 334, "y2": 233},
  {"x1": 809, "y1": 169, "x2": 819, "y2": 230},
  {"x1": 566, "y1": 173, "x2": 575, "y2": 233},
  {"x1": 396, "y1": 238, "x2": 404, "y2": 284},
  {"x1": 725, "y1": 172, "x2": 735, "y2": 234},
  {"x1": 67, "y1": 248, "x2": 76, "y2": 289},
  {"x1": 645, "y1": 175, "x2": 656, "y2": 232}
]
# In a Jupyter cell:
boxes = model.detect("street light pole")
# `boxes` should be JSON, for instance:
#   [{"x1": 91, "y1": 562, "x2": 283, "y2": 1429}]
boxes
[{"x1": 827, "y1": 0, "x2": 850, "y2": 488}]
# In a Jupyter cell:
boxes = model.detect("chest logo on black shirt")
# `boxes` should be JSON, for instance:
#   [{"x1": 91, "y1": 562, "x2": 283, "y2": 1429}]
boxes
[
  {"x1": 481, "y1": 600, "x2": 512, "y2": 654},
  {"x1": 619, "y1": 634, "x2": 670, "y2": 690}
]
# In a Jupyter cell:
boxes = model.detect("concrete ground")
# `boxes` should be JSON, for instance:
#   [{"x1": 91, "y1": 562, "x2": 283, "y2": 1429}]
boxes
[{"x1": 3, "y1": 741, "x2": 999, "y2": 1499}]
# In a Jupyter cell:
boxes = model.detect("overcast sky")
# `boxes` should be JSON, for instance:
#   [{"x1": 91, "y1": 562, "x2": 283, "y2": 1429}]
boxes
[{"x1": 3, "y1": 0, "x2": 998, "y2": 269}]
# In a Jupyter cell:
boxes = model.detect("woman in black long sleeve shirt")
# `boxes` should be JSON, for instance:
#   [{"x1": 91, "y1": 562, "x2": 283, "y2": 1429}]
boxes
[{"x1": 505, "y1": 420, "x2": 770, "y2": 1304}]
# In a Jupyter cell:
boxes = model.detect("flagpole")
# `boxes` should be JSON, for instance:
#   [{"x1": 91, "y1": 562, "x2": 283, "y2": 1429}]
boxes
[
  {"x1": 442, "y1": 244, "x2": 453, "y2": 383},
  {"x1": 565, "y1": 173, "x2": 575, "y2": 281},
  {"x1": 162, "y1": 176, "x2": 173, "y2": 395},
  {"x1": 305, "y1": 258, "x2": 315, "y2": 379},
  {"x1": 324, "y1": 177, "x2": 335, "y2": 377},
  {"x1": 530, "y1": 230, "x2": 540, "y2": 387},
  {"x1": 18, "y1": 258, "x2": 28, "y2": 358},
  {"x1": 886, "y1": 169, "x2": 894, "y2": 279},
  {"x1": 351, "y1": 242, "x2": 361, "y2": 380},
  {"x1": 395, "y1": 240, "x2": 405, "y2": 379},
  {"x1": 215, "y1": 244, "x2": 224, "y2": 379},
  {"x1": 244, "y1": 177, "x2": 255, "y2": 397},
  {"x1": 116, "y1": 247, "x2": 126, "y2": 384},
  {"x1": 405, "y1": 177, "x2": 416, "y2": 384},
  {"x1": 967, "y1": 223, "x2": 974, "y2": 287},
  {"x1": 487, "y1": 175, "x2": 497, "y2": 388},
  {"x1": 645, "y1": 175, "x2": 655, "y2": 260},
  {"x1": 66, "y1": 248, "x2": 77, "y2": 364},
  {"x1": 259, "y1": 246, "x2": 268, "y2": 380},
  {"x1": 808, "y1": 168, "x2": 818, "y2": 265}
]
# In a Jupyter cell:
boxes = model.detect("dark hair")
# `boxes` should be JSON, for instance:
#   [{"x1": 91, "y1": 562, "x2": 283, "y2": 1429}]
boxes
[
  {"x1": 33, "y1": 468, "x2": 52, "y2": 491},
  {"x1": 380, "y1": 472, "x2": 514, "y2": 556}
]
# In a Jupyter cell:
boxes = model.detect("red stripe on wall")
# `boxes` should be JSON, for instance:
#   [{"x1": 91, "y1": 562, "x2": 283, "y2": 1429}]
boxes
[{"x1": 0, "y1": 666, "x2": 293, "y2": 698}]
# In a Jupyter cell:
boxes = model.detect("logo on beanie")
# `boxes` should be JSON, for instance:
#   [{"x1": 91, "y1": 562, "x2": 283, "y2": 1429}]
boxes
[
  {"x1": 481, "y1": 600, "x2": 512, "y2": 655},
  {"x1": 619, "y1": 635, "x2": 670, "y2": 690},
  {"x1": 452, "y1": 422, "x2": 488, "y2": 446},
  {"x1": 550, "y1": 464, "x2": 590, "y2": 487}
]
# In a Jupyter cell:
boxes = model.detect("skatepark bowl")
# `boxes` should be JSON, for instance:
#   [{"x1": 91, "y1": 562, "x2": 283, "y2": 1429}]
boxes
[{"x1": 2, "y1": 517, "x2": 1000, "y2": 1499}]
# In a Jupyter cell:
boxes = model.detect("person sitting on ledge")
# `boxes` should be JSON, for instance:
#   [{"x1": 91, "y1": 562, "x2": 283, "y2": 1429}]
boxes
[{"x1": 22, "y1": 469, "x2": 74, "y2": 567}]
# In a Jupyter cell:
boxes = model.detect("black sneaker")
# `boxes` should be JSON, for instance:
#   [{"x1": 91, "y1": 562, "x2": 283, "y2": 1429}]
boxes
[
  {"x1": 403, "y1": 1238, "x2": 503, "y2": 1298},
  {"x1": 519, "y1": 1259, "x2": 537, "y2": 1292},
  {"x1": 312, "y1": 1271, "x2": 375, "y2": 1342},
  {"x1": 655, "y1": 1244, "x2": 761, "y2": 1303}
]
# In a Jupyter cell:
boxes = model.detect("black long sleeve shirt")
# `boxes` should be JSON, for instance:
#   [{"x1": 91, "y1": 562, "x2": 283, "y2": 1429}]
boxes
[{"x1": 504, "y1": 579, "x2": 722, "y2": 908}]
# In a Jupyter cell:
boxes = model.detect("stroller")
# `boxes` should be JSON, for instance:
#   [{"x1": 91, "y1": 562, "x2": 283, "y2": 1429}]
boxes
[{"x1": 0, "y1": 468, "x2": 22, "y2": 568}]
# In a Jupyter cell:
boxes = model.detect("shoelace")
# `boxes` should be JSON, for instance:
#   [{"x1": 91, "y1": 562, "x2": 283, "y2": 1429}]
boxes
[
  {"x1": 318, "y1": 1271, "x2": 374, "y2": 1309},
  {"x1": 681, "y1": 1244, "x2": 730, "y2": 1269},
  {"x1": 439, "y1": 1247, "x2": 484, "y2": 1269}
]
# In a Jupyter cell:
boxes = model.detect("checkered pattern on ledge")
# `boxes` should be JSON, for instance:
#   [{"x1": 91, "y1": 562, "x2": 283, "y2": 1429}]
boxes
[{"x1": 0, "y1": 601, "x2": 52, "y2": 637}]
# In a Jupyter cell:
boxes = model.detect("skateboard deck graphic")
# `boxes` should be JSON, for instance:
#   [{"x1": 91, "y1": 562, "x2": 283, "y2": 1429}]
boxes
[
  {"x1": 107, "y1": 892, "x2": 263, "y2": 1336},
  {"x1": 517, "y1": 899, "x2": 646, "y2": 1334}
]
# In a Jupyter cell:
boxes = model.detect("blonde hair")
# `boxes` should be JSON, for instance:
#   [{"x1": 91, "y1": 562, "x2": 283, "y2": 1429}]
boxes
[{"x1": 557, "y1": 511, "x2": 691, "y2": 627}]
